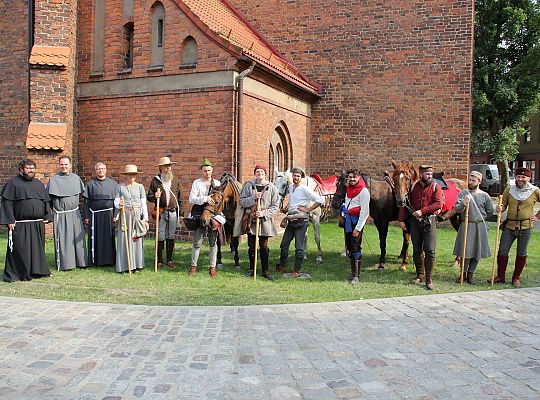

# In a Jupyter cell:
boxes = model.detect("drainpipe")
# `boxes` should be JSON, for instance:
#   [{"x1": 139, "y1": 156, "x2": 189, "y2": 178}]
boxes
[
  {"x1": 28, "y1": 0, "x2": 35, "y2": 122},
  {"x1": 236, "y1": 61, "x2": 256, "y2": 180}
]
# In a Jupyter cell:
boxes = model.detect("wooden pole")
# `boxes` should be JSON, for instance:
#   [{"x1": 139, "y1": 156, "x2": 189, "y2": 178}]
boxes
[
  {"x1": 459, "y1": 202, "x2": 469, "y2": 285},
  {"x1": 253, "y1": 197, "x2": 261, "y2": 281},
  {"x1": 121, "y1": 197, "x2": 132, "y2": 277},
  {"x1": 491, "y1": 195, "x2": 503, "y2": 286},
  {"x1": 154, "y1": 188, "x2": 161, "y2": 273}
]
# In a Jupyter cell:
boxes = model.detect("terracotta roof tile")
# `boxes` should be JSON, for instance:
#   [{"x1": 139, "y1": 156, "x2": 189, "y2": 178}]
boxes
[
  {"x1": 29, "y1": 46, "x2": 70, "y2": 67},
  {"x1": 179, "y1": 0, "x2": 320, "y2": 94},
  {"x1": 26, "y1": 123, "x2": 67, "y2": 150}
]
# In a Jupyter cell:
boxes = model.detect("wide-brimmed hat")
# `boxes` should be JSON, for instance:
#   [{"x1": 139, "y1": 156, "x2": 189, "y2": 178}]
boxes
[
  {"x1": 158, "y1": 156, "x2": 176, "y2": 166},
  {"x1": 290, "y1": 166, "x2": 306, "y2": 178},
  {"x1": 120, "y1": 164, "x2": 142, "y2": 174}
]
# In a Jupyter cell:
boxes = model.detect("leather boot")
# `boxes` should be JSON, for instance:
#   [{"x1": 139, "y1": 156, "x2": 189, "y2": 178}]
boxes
[
  {"x1": 512, "y1": 256, "x2": 527, "y2": 288},
  {"x1": 166, "y1": 239, "x2": 175, "y2": 269},
  {"x1": 157, "y1": 241, "x2": 164, "y2": 268},
  {"x1": 350, "y1": 259, "x2": 360, "y2": 285},
  {"x1": 412, "y1": 254, "x2": 425, "y2": 284},
  {"x1": 490, "y1": 255, "x2": 508, "y2": 284},
  {"x1": 260, "y1": 248, "x2": 273, "y2": 280},
  {"x1": 424, "y1": 256, "x2": 435, "y2": 290},
  {"x1": 466, "y1": 271, "x2": 474, "y2": 285}
]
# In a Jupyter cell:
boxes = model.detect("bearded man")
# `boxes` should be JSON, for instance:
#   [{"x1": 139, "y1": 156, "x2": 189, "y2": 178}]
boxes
[
  {"x1": 147, "y1": 156, "x2": 183, "y2": 269},
  {"x1": 1, "y1": 159, "x2": 53, "y2": 282},
  {"x1": 492, "y1": 167, "x2": 540, "y2": 287},
  {"x1": 450, "y1": 171, "x2": 494, "y2": 284},
  {"x1": 47, "y1": 155, "x2": 88, "y2": 271},
  {"x1": 83, "y1": 162, "x2": 118, "y2": 266},
  {"x1": 398, "y1": 165, "x2": 443, "y2": 290}
]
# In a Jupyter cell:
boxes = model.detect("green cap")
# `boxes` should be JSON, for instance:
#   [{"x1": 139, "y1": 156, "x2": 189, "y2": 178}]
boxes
[{"x1": 201, "y1": 158, "x2": 213, "y2": 168}]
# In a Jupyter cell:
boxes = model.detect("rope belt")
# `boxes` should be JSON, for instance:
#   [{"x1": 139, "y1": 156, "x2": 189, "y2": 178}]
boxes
[
  {"x1": 89, "y1": 207, "x2": 114, "y2": 263},
  {"x1": 53, "y1": 206, "x2": 79, "y2": 214},
  {"x1": 8, "y1": 219, "x2": 44, "y2": 252}
]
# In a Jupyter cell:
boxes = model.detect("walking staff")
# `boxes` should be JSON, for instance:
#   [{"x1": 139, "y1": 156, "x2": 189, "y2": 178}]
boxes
[
  {"x1": 252, "y1": 192, "x2": 262, "y2": 280},
  {"x1": 459, "y1": 203, "x2": 469, "y2": 285},
  {"x1": 154, "y1": 188, "x2": 161, "y2": 273},
  {"x1": 120, "y1": 197, "x2": 132, "y2": 277},
  {"x1": 491, "y1": 196, "x2": 503, "y2": 286}
]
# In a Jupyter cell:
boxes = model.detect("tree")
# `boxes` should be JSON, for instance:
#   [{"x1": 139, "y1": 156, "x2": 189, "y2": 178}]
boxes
[{"x1": 473, "y1": 0, "x2": 540, "y2": 190}]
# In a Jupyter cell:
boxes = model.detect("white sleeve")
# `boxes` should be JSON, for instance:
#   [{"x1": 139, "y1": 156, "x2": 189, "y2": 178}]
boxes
[
  {"x1": 140, "y1": 187, "x2": 149, "y2": 221},
  {"x1": 188, "y1": 181, "x2": 207, "y2": 205},
  {"x1": 306, "y1": 186, "x2": 326, "y2": 206},
  {"x1": 354, "y1": 189, "x2": 371, "y2": 232}
]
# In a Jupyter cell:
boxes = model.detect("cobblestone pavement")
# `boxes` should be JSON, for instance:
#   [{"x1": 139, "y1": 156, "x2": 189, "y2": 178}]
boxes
[{"x1": 0, "y1": 289, "x2": 539, "y2": 400}]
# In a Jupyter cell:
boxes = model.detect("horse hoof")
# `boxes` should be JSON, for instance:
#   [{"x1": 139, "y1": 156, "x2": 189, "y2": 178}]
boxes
[
  {"x1": 452, "y1": 261, "x2": 460, "y2": 268},
  {"x1": 234, "y1": 264, "x2": 241, "y2": 270},
  {"x1": 217, "y1": 263, "x2": 223, "y2": 270},
  {"x1": 341, "y1": 251, "x2": 347, "y2": 257},
  {"x1": 378, "y1": 266, "x2": 385, "y2": 272},
  {"x1": 399, "y1": 265, "x2": 407, "y2": 272}
]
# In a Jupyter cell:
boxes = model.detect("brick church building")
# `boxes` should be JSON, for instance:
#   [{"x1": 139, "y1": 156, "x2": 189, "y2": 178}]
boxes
[{"x1": 1, "y1": 0, "x2": 473, "y2": 199}]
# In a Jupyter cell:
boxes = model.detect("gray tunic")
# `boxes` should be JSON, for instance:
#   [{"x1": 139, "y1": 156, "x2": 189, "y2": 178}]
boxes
[
  {"x1": 47, "y1": 173, "x2": 88, "y2": 270},
  {"x1": 239, "y1": 180, "x2": 280, "y2": 237},
  {"x1": 114, "y1": 183, "x2": 148, "y2": 272},
  {"x1": 452, "y1": 189, "x2": 494, "y2": 260}
]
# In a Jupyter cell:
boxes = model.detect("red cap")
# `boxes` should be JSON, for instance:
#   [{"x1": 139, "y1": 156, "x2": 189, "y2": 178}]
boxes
[
  {"x1": 515, "y1": 167, "x2": 532, "y2": 178},
  {"x1": 254, "y1": 164, "x2": 267, "y2": 174}
]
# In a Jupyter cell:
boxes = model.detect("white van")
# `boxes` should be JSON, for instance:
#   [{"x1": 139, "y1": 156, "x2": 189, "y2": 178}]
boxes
[{"x1": 470, "y1": 164, "x2": 515, "y2": 193}]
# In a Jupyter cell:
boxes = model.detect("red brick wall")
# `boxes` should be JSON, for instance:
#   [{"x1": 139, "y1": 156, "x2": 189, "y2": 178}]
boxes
[
  {"x1": 241, "y1": 94, "x2": 310, "y2": 182},
  {"x1": 78, "y1": 89, "x2": 236, "y2": 208},
  {"x1": 28, "y1": 0, "x2": 79, "y2": 179},
  {"x1": 78, "y1": 0, "x2": 238, "y2": 82},
  {"x1": 0, "y1": 0, "x2": 29, "y2": 184},
  {"x1": 229, "y1": 0, "x2": 473, "y2": 180}
]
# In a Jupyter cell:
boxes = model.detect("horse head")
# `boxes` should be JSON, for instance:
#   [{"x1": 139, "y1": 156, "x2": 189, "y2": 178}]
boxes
[
  {"x1": 390, "y1": 160, "x2": 418, "y2": 207},
  {"x1": 273, "y1": 170, "x2": 291, "y2": 200},
  {"x1": 200, "y1": 189, "x2": 226, "y2": 227},
  {"x1": 331, "y1": 171, "x2": 347, "y2": 209}
]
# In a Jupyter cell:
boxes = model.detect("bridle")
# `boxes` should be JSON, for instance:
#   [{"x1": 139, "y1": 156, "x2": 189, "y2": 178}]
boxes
[
  {"x1": 392, "y1": 170, "x2": 415, "y2": 213},
  {"x1": 204, "y1": 190, "x2": 225, "y2": 217}
]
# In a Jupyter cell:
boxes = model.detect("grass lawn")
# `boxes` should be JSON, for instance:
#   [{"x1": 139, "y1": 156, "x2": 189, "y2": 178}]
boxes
[{"x1": 0, "y1": 221, "x2": 537, "y2": 306}]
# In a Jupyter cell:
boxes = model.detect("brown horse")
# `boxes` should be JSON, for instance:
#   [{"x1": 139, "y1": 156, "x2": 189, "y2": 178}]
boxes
[
  {"x1": 200, "y1": 173, "x2": 242, "y2": 269},
  {"x1": 389, "y1": 160, "x2": 466, "y2": 269},
  {"x1": 332, "y1": 170, "x2": 411, "y2": 271}
]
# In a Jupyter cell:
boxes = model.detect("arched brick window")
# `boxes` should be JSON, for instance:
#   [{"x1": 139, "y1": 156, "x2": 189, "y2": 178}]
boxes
[
  {"x1": 150, "y1": 2, "x2": 165, "y2": 67},
  {"x1": 122, "y1": 22, "x2": 134, "y2": 70},
  {"x1": 181, "y1": 36, "x2": 197, "y2": 67},
  {"x1": 269, "y1": 122, "x2": 292, "y2": 180}
]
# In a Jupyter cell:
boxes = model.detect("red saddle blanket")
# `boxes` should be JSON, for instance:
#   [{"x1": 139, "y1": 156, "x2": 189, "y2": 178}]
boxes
[{"x1": 311, "y1": 174, "x2": 337, "y2": 195}]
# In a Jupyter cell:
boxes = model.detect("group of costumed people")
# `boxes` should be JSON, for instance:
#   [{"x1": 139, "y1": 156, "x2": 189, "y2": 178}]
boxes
[{"x1": 1, "y1": 157, "x2": 539, "y2": 287}]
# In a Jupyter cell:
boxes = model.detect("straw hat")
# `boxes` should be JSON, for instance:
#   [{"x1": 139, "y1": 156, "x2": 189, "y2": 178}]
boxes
[
  {"x1": 120, "y1": 164, "x2": 142, "y2": 174},
  {"x1": 158, "y1": 156, "x2": 176, "y2": 166}
]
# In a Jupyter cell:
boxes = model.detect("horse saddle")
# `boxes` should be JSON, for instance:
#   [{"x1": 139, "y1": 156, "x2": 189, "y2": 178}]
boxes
[{"x1": 310, "y1": 174, "x2": 337, "y2": 195}]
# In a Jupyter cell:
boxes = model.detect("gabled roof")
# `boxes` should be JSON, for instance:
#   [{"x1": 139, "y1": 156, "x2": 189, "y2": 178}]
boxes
[
  {"x1": 175, "y1": 0, "x2": 320, "y2": 95},
  {"x1": 29, "y1": 46, "x2": 70, "y2": 68},
  {"x1": 26, "y1": 123, "x2": 67, "y2": 150}
]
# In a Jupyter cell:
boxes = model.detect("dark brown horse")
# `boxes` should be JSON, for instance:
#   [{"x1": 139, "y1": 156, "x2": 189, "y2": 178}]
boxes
[
  {"x1": 200, "y1": 173, "x2": 242, "y2": 269},
  {"x1": 332, "y1": 170, "x2": 411, "y2": 271}
]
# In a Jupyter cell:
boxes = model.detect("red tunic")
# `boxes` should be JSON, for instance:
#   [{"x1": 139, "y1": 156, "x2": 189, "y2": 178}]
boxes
[{"x1": 398, "y1": 180, "x2": 443, "y2": 222}]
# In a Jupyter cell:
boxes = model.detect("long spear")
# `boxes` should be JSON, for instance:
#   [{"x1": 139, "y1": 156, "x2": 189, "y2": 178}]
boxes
[
  {"x1": 459, "y1": 201, "x2": 469, "y2": 285},
  {"x1": 121, "y1": 196, "x2": 132, "y2": 277},
  {"x1": 490, "y1": 195, "x2": 503, "y2": 286},
  {"x1": 154, "y1": 188, "x2": 161, "y2": 273}
]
